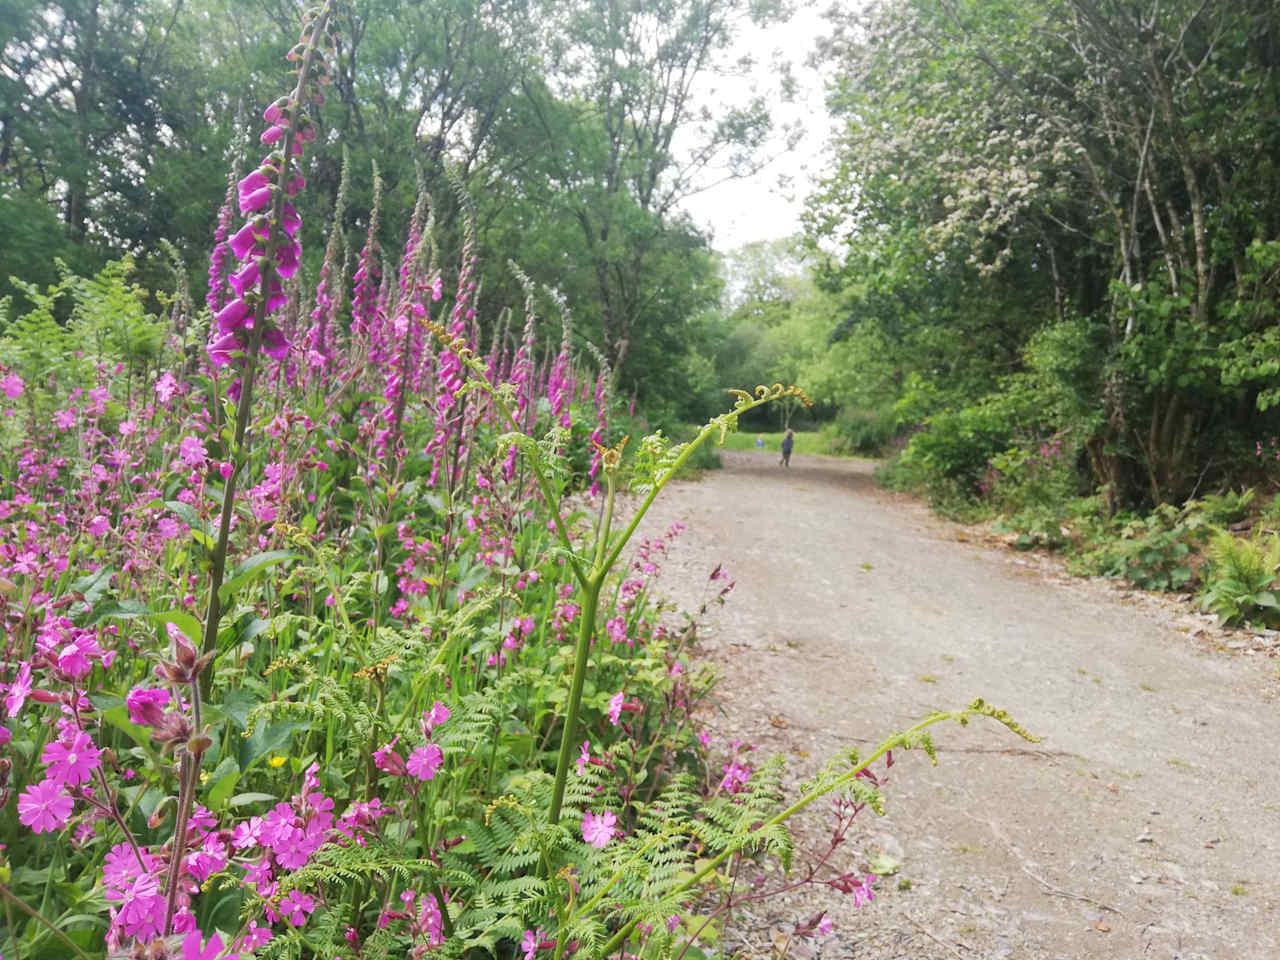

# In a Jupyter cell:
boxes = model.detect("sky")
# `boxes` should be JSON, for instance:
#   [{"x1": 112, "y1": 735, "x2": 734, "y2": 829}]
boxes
[{"x1": 679, "y1": 2, "x2": 838, "y2": 254}]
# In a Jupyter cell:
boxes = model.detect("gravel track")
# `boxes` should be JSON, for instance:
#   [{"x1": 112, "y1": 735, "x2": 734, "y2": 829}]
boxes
[{"x1": 633, "y1": 449, "x2": 1280, "y2": 960}]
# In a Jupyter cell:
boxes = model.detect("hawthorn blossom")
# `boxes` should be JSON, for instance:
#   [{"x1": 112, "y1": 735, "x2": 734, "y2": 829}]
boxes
[
  {"x1": 17, "y1": 779, "x2": 73, "y2": 833},
  {"x1": 581, "y1": 809, "x2": 617, "y2": 849}
]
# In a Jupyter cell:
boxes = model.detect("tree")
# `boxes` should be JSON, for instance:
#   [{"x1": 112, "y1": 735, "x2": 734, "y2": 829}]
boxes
[{"x1": 809, "y1": 0, "x2": 1280, "y2": 505}]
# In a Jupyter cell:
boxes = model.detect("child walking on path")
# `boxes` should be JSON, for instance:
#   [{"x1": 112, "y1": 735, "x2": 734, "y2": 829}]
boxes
[{"x1": 780, "y1": 429, "x2": 795, "y2": 468}]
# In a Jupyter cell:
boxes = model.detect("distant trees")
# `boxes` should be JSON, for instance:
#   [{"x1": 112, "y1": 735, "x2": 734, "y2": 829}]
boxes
[{"x1": 1, "y1": 0, "x2": 785, "y2": 409}]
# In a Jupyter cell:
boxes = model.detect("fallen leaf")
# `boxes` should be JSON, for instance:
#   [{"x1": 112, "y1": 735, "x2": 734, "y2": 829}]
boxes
[
  {"x1": 868, "y1": 852, "x2": 900, "y2": 876},
  {"x1": 1094, "y1": 919, "x2": 1111, "y2": 933}
]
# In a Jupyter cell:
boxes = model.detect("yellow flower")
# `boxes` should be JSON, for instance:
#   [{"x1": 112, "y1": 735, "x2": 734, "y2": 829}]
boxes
[{"x1": 268, "y1": 755, "x2": 288, "y2": 769}]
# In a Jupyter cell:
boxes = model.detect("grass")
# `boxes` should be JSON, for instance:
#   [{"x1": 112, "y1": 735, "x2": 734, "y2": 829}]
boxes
[{"x1": 717, "y1": 429, "x2": 841, "y2": 457}]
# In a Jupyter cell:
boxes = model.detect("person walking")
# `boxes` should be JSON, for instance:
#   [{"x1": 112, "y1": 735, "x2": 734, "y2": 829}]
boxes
[{"x1": 780, "y1": 428, "x2": 795, "y2": 468}]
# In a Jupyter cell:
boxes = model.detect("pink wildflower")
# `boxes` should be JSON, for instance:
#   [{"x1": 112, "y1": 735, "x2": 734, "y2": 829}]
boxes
[
  {"x1": 1, "y1": 372, "x2": 23, "y2": 398},
  {"x1": 4, "y1": 661, "x2": 32, "y2": 717},
  {"x1": 581, "y1": 809, "x2": 617, "y2": 849},
  {"x1": 17, "y1": 779, "x2": 74, "y2": 833},
  {"x1": 608, "y1": 691, "x2": 624, "y2": 726},
  {"x1": 423, "y1": 700, "x2": 451, "y2": 731},
  {"x1": 42, "y1": 730, "x2": 102, "y2": 786},
  {"x1": 279, "y1": 890, "x2": 317, "y2": 927},
  {"x1": 521, "y1": 927, "x2": 548, "y2": 960},
  {"x1": 406, "y1": 744, "x2": 444, "y2": 781},
  {"x1": 576, "y1": 740, "x2": 590, "y2": 776},
  {"x1": 179, "y1": 435, "x2": 208, "y2": 467},
  {"x1": 87, "y1": 515, "x2": 110, "y2": 537},
  {"x1": 126, "y1": 686, "x2": 171, "y2": 726},
  {"x1": 373, "y1": 736, "x2": 406, "y2": 776},
  {"x1": 182, "y1": 929, "x2": 227, "y2": 960},
  {"x1": 720, "y1": 761, "x2": 751, "y2": 795}
]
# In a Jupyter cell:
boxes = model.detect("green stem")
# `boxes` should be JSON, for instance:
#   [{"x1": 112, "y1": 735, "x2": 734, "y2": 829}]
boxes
[
  {"x1": 596, "y1": 703, "x2": 1029, "y2": 956},
  {"x1": 0, "y1": 884, "x2": 92, "y2": 960},
  {"x1": 547, "y1": 574, "x2": 602, "y2": 824},
  {"x1": 546, "y1": 469, "x2": 618, "y2": 825}
]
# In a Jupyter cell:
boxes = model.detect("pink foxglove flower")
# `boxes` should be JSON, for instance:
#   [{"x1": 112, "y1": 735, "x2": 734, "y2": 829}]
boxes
[{"x1": 581, "y1": 809, "x2": 617, "y2": 849}]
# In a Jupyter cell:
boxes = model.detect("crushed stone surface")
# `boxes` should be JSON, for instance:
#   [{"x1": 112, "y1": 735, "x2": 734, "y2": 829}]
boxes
[{"x1": 631, "y1": 450, "x2": 1280, "y2": 959}]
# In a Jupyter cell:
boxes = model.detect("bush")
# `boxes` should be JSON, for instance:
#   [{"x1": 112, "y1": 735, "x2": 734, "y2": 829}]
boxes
[
  {"x1": 1070, "y1": 504, "x2": 1213, "y2": 591},
  {"x1": 900, "y1": 400, "x2": 1018, "y2": 495},
  {"x1": 829, "y1": 405, "x2": 898, "y2": 456}
]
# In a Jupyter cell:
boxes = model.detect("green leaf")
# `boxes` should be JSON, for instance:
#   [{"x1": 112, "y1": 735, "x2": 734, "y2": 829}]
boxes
[
  {"x1": 218, "y1": 550, "x2": 298, "y2": 605},
  {"x1": 101, "y1": 704, "x2": 151, "y2": 751},
  {"x1": 205, "y1": 756, "x2": 241, "y2": 810},
  {"x1": 229, "y1": 792, "x2": 277, "y2": 807},
  {"x1": 93, "y1": 602, "x2": 202, "y2": 644},
  {"x1": 868, "y1": 852, "x2": 900, "y2": 876}
]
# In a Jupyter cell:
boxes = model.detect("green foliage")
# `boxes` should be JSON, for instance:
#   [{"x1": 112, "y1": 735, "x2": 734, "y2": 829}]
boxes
[
  {"x1": 992, "y1": 505, "x2": 1070, "y2": 552},
  {"x1": 1198, "y1": 529, "x2": 1280, "y2": 626},
  {"x1": 899, "y1": 399, "x2": 1018, "y2": 492},
  {"x1": 1071, "y1": 505, "x2": 1213, "y2": 592},
  {"x1": 826, "y1": 405, "x2": 898, "y2": 456},
  {"x1": 1185, "y1": 489, "x2": 1255, "y2": 527}
]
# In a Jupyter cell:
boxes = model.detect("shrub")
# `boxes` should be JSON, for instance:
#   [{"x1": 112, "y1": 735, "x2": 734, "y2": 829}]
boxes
[
  {"x1": 1071, "y1": 504, "x2": 1213, "y2": 591},
  {"x1": 899, "y1": 400, "x2": 1017, "y2": 494},
  {"x1": 830, "y1": 405, "x2": 898, "y2": 456}
]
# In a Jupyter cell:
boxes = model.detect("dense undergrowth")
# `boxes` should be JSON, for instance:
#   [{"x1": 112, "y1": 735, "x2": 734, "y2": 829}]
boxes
[
  {"x1": 0, "y1": 8, "x2": 1034, "y2": 959},
  {"x1": 879, "y1": 419, "x2": 1280, "y2": 629}
]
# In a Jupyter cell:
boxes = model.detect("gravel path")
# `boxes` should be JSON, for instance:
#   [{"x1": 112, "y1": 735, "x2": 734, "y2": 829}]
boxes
[{"x1": 633, "y1": 450, "x2": 1280, "y2": 959}]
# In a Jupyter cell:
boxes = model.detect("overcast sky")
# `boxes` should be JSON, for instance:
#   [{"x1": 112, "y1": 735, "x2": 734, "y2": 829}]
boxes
[{"x1": 679, "y1": 1, "x2": 837, "y2": 253}]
